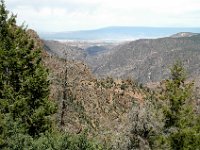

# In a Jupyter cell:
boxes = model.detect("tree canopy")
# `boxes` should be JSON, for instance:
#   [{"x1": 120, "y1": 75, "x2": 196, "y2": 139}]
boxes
[{"x1": 0, "y1": 0, "x2": 56, "y2": 144}]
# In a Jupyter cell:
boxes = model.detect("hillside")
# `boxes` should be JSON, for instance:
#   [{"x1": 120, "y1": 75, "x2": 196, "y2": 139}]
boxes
[
  {"x1": 3, "y1": 0, "x2": 200, "y2": 149},
  {"x1": 27, "y1": 29, "x2": 147, "y2": 148},
  {"x1": 44, "y1": 40, "x2": 87, "y2": 61},
  {"x1": 32, "y1": 30, "x2": 200, "y2": 148},
  {"x1": 42, "y1": 50, "x2": 151, "y2": 147},
  {"x1": 43, "y1": 33, "x2": 200, "y2": 84},
  {"x1": 92, "y1": 34, "x2": 200, "y2": 83},
  {"x1": 43, "y1": 39, "x2": 120, "y2": 67},
  {"x1": 41, "y1": 50, "x2": 200, "y2": 149},
  {"x1": 4, "y1": 24, "x2": 200, "y2": 150},
  {"x1": 170, "y1": 32, "x2": 199, "y2": 38}
]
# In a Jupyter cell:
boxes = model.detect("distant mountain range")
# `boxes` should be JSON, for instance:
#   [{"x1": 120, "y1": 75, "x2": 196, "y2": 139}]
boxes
[{"x1": 39, "y1": 26, "x2": 200, "y2": 41}]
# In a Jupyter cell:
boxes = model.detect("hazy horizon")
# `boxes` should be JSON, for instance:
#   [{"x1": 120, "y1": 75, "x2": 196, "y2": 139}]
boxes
[
  {"x1": 6, "y1": 0, "x2": 200, "y2": 32},
  {"x1": 39, "y1": 26, "x2": 200, "y2": 41},
  {"x1": 39, "y1": 26, "x2": 200, "y2": 33}
]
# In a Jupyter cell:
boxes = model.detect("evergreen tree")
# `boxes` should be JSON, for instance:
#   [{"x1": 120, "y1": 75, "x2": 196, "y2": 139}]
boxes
[
  {"x1": 128, "y1": 62, "x2": 200, "y2": 150},
  {"x1": 0, "y1": 2, "x2": 105, "y2": 149},
  {"x1": 159, "y1": 62, "x2": 200, "y2": 149},
  {"x1": 0, "y1": 0, "x2": 56, "y2": 144}
]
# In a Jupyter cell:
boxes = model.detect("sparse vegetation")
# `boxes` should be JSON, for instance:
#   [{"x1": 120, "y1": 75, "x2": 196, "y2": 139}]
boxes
[
  {"x1": 128, "y1": 62, "x2": 200, "y2": 150},
  {"x1": 1, "y1": 1, "x2": 200, "y2": 149}
]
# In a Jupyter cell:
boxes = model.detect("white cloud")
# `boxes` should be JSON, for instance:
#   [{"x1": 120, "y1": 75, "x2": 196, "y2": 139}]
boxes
[{"x1": 5, "y1": 0, "x2": 200, "y2": 32}]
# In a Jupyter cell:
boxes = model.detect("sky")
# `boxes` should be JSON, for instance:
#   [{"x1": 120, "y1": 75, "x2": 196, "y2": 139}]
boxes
[{"x1": 6, "y1": 0, "x2": 200, "y2": 32}]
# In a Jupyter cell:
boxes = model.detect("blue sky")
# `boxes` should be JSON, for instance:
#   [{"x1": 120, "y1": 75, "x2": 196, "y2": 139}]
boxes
[{"x1": 6, "y1": 0, "x2": 200, "y2": 32}]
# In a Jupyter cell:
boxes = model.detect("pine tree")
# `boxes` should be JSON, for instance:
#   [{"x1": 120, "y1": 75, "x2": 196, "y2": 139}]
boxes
[
  {"x1": 0, "y1": 0, "x2": 56, "y2": 142},
  {"x1": 159, "y1": 62, "x2": 200, "y2": 149},
  {"x1": 0, "y1": 1, "x2": 107, "y2": 149}
]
